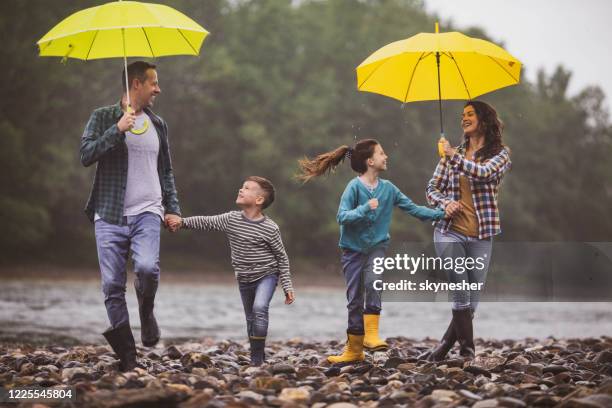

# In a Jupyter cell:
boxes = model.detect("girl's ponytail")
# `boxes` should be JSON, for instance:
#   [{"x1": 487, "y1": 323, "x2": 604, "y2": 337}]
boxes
[
  {"x1": 297, "y1": 145, "x2": 351, "y2": 183},
  {"x1": 297, "y1": 139, "x2": 379, "y2": 183}
]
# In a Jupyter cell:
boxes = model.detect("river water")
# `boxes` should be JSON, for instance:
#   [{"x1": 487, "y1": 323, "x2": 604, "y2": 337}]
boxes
[{"x1": 1, "y1": 279, "x2": 611, "y2": 346}]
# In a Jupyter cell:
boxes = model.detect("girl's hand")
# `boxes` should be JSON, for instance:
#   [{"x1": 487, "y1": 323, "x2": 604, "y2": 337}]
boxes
[
  {"x1": 285, "y1": 291, "x2": 295, "y2": 305},
  {"x1": 368, "y1": 198, "x2": 379, "y2": 210},
  {"x1": 444, "y1": 200, "x2": 463, "y2": 218},
  {"x1": 442, "y1": 140, "x2": 456, "y2": 157}
]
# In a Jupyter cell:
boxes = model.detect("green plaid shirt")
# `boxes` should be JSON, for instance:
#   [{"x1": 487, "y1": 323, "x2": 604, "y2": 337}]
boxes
[{"x1": 80, "y1": 102, "x2": 181, "y2": 224}]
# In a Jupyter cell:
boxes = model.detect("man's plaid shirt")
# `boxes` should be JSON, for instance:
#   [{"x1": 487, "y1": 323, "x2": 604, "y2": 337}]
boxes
[
  {"x1": 426, "y1": 142, "x2": 511, "y2": 240},
  {"x1": 80, "y1": 102, "x2": 181, "y2": 224}
]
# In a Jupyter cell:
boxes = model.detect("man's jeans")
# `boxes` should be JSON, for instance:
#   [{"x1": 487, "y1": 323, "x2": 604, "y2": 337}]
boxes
[
  {"x1": 95, "y1": 212, "x2": 161, "y2": 328},
  {"x1": 434, "y1": 228, "x2": 492, "y2": 312},
  {"x1": 238, "y1": 274, "x2": 278, "y2": 339},
  {"x1": 340, "y1": 247, "x2": 386, "y2": 335}
]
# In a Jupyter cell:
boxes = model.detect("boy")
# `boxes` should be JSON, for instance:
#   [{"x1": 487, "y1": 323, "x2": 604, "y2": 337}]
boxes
[{"x1": 170, "y1": 176, "x2": 295, "y2": 366}]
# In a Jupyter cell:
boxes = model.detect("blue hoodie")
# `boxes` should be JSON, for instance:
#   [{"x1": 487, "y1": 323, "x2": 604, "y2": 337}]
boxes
[{"x1": 337, "y1": 177, "x2": 444, "y2": 253}]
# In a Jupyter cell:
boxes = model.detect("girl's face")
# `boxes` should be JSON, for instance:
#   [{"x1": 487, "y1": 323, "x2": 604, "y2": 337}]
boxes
[
  {"x1": 367, "y1": 144, "x2": 388, "y2": 172},
  {"x1": 462, "y1": 105, "x2": 479, "y2": 136}
]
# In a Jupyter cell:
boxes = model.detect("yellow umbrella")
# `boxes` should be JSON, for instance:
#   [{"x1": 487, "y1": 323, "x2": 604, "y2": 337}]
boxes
[
  {"x1": 37, "y1": 0, "x2": 209, "y2": 113},
  {"x1": 356, "y1": 23, "x2": 521, "y2": 156}
]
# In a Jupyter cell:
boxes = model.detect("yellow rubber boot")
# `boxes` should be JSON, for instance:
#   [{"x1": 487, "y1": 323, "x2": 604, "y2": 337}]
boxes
[
  {"x1": 327, "y1": 334, "x2": 365, "y2": 364},
  {"x1": 363, "y1": 314, "x2": 388, "y2": 350}
]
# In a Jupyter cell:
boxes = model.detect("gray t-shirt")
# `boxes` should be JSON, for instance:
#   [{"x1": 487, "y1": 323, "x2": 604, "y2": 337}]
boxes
[{"x1": 122, "y1": 112, "x2": 164, "y2": 220}]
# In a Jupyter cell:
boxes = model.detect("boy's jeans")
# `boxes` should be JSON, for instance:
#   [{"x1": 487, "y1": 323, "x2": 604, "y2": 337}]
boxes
[
  {"x1": 239, "y1": 274, "x2": 278, "y2": 339},
  {"x1": 340, "y1": 247, "x2": 386, "y2": 335},
  {"x1": 434, "y1": 228, "x2": 492, "y2": 312},
  {"x1": 95, "y1": 212, "x2": 161, "y2": 328}
]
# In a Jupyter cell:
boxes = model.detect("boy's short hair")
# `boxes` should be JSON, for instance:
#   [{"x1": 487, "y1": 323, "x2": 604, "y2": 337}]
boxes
[{"x1": 246, "y1": 176, "x2": 275, "y2": 209}]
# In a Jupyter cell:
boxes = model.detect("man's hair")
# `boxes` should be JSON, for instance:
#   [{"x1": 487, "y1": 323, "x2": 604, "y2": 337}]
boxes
[
  {"x1": 122, "y1": 61, "x2": 157, "y2": 92},
  {"x1": 246, "y1": 176, "x2": 275, "y2": 209}
]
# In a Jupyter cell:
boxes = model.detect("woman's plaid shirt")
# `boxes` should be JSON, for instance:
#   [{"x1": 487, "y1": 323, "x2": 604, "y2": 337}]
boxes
[{"x1": 426, "y1": 143, "x2": 511, "y2": 239}]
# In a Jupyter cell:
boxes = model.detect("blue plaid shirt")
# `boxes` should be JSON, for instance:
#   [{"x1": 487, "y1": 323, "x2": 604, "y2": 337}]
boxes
[
  {"x1": 426, "y1": 142, "x2": 511, "y2": 239},
  {"x1": 80, "y1": 102, "x2": 181, "y2": 224}
]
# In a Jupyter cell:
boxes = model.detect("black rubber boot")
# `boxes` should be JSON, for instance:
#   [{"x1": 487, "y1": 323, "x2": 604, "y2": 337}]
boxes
[
  {"x1": 452, "y1": 309, "x2": 475, "y2": 358},
  {"x1": 103, "y1": 324, "x2": 139, "y2": 372},
  {"x1": 249, "y1": 337, "x2": 266, "y2": 367},
  {"x1": 135, "y1": 278, "x2": 160, "y2": 347},
  {"x1": 419, "y1": 318, "x2": 458, "y2": 362}
]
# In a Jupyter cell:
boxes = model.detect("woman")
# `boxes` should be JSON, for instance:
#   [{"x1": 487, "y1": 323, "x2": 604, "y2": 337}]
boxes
[{"x1": 422, "y1": 100, "x2": 511, "y2": 361}]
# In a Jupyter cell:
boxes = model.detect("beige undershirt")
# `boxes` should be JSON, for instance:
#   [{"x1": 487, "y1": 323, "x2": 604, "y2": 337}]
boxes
[{"x1": 450, "y1": 175, "x2": 479, "y2": 237}]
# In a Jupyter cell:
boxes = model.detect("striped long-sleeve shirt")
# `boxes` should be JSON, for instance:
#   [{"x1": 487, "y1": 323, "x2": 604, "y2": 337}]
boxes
[
  {"x1": 426, "y1": 142, "x2": 511, "y2": 240},
  {"x1": 182, "y1": 211, "x2": 293, "y2": 293}
]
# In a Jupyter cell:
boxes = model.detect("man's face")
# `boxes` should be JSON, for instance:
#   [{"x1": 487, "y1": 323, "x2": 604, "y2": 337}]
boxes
[
  {"x1": 133, "y1": 68, "x2": 161, "y2": 108},
  {"x1": 236, "y1": 180, "x2": 265, "y2": 207}
]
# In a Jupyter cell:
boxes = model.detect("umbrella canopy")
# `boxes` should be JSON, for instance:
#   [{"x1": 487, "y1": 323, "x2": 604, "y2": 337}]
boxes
[
  {"x1": 37, "y1": 0, "x2": 208, "y2": 60},
  {"x1": 356, "y1": 25, "x2": 521, "y2": 103}
]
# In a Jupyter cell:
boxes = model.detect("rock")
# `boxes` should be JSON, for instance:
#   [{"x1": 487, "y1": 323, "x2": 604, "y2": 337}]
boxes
[
  {"x1": 278, "y1": 386, "x2": 311, "y2": 403},
  {"x1": 497, "y1": 397, "x2": 526, "y2": 407},
  {"x1": 61, "y1": 367, "x2": 88, "y2": 381},
  {"x1": 560, "y1": 393, "x2": 612, "y2": 408},
  {"x1": 459, "y1": 389, "x2": 483, "y2": 401},
  {"x1": 327, "y1": 403, "x2": 358, "y2": 408},
  {"x1": 465, "y1": 365, "x2": 492, "y2": 378},
  {"x1": 180, "y1": 352, "x2": 212, "y2": 369},
  {"x1": 396, "y1": 362, "x2": 417, "y2": 372},
  {"x1": 236, "y1": 390, "x2": 265, "y2": 402},
  {"x1": 431, "y1": 389, "x2": 459, "y2": 402},
  {"x1": 467, "y1": 355, "x2": 507, "y2": 371},
  {"x1": 594, "y1": 350, "x2": 612, "y2": 364},
  {"x1": 473, "y1": 399, "x2": 500, "y2": 408},
  {"x1": 383, "y1": 357, "x2": 405, "y2": 369},
  {"x1": 164, "y1": 345, "x2": 182, "y2": 360},
  {"x1": 543, "y1": 365, "x2": 570, "y2": 374},
  {"x1": 271, "y1": 363, "x2": 295, "y2": 375}
]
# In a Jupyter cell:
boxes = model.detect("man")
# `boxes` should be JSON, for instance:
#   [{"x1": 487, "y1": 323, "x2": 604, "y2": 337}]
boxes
[{"x1": 80, "y1": 61, "x2": 181, "y2": 371}]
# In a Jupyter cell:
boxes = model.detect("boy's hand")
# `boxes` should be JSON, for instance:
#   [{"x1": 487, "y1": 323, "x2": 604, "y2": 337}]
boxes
[
  {"x1": 285, "y1": 291, "x2": 295, "y2": 305},
  {"x1": 165, "y1": 215, "x2": 182, "y2": 232},
  {"x1": 368, "y1": 198, "x2": 379, "y2": 210}
]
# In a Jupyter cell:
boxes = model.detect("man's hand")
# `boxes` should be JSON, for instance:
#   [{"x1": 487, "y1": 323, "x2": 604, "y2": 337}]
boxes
[
  {"x1": 368, "y1": 198, "x2": 379, "y2": 210},
  {"x1": 117, "y1": 111, "x2": 136, "y2": 133},
  {"x1": 165, "y1": 214, "x2": 182, "y2": 232},
  {"x1": 441, "y1": 139, "x2": 457, "y2": 157},
  {"x1": 285, "y1": 291, "x2": 295, "y2": 305},
  {"x1": 445, "y1": 200, "x2": 463, "y2": 218}
]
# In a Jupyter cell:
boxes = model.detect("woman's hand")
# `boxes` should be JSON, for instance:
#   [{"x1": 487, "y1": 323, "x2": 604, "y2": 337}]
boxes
[
  {"x1": 368, "y1": 198, "x2": 379, "y2": 210},
  {"x1": 441, "y1": 139, "x2": 456, "y2": 157},
  {"x1": 285, "y1": 291, "x2": 295, "y2": 305},
  {"x1": 444, "y1": 200, "x2": 463, "y2": 218}
]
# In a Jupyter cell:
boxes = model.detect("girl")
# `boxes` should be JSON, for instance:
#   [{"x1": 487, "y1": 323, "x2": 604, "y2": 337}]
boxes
[
  {"x1": 422, "y1": 100, "x2": 511, "y2": 361},
  {"x1": 298, "y1": 139, "x2": 445, "y2": 364}
]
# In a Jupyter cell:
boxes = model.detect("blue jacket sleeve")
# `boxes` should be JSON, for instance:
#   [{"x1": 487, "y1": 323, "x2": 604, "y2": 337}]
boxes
[
  {"x1": 337, "y1": 183, "x2": 371, "y2": 225},
  {"x1": 394, "y1": 185, "x2": 445, "y2": 221}
]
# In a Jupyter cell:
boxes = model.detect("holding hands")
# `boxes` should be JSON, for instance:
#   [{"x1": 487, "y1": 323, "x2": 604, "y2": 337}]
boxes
[
  {"x1": 165, "y1": 214, "x2": 182, "y2": 232},
  {"x1": 444, "y1": 200, "x2": 463, "y2": 219}
]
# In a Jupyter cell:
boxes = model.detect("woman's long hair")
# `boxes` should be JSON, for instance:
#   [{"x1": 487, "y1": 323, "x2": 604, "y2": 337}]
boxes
[
  {"x1": 297, "y1": 139, "x2": 379, "y2": 183},
  {"x1": 464, "y1": 100, "x2": 507, "y2": 161}
]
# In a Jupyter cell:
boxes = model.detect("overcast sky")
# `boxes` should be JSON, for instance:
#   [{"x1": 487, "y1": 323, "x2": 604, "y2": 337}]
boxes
[{"x1": 424, "y1": 0, "x2": 612, "y2": 103}]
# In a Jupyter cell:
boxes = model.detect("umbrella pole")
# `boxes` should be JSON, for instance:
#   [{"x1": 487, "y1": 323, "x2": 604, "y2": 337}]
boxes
[
  {"x1": 122, "y1": 28, "x2": 131, "y2": 111},
  {"x1": 435, "y1": 22, "x2": 446, "y2": 159}
]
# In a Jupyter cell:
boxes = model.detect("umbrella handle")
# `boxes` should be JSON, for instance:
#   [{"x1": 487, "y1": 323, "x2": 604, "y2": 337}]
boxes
[{"x1": 438, "y1": 135, "x2": 446, "y2": 158}]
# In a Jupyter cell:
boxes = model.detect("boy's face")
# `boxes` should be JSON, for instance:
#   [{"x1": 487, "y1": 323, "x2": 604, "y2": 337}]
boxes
[
  {"x1": 236, "y1": 180, "x2": 265, "y2": 208},
  {"x1": 367, "y1": 144, "x2": 388, "y2": 172}
]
